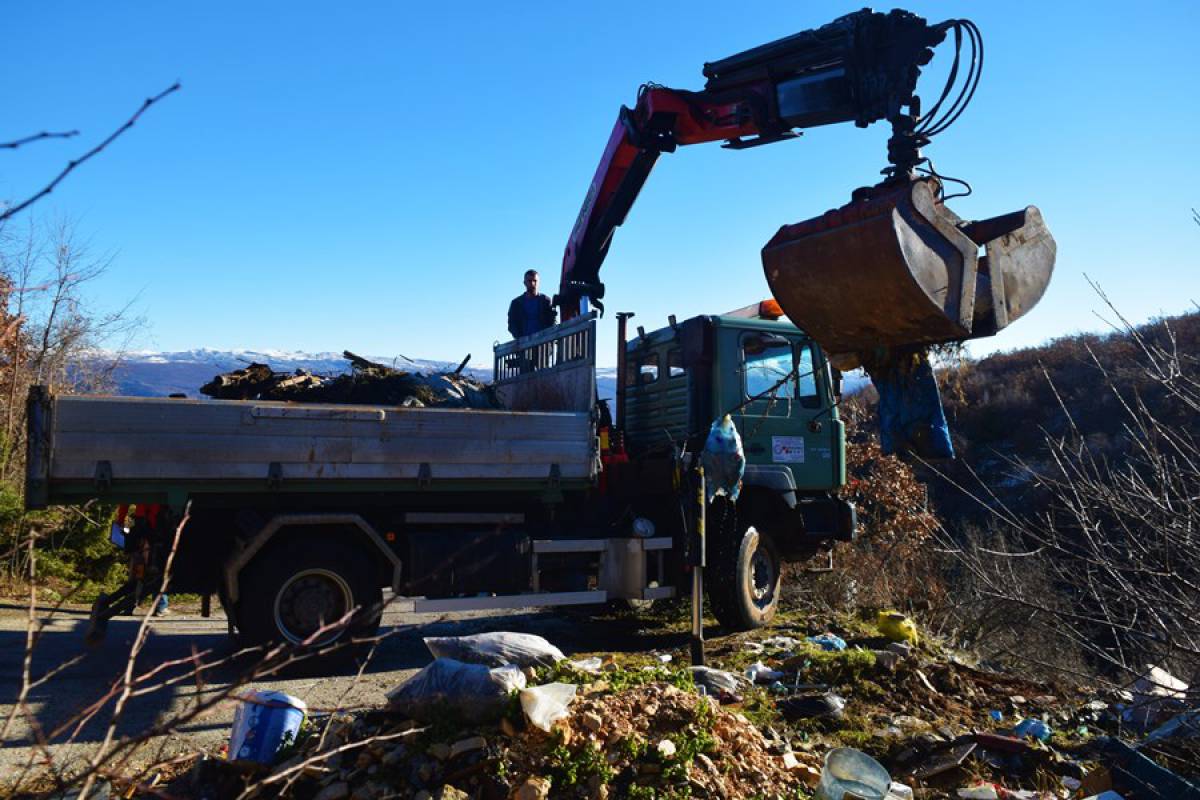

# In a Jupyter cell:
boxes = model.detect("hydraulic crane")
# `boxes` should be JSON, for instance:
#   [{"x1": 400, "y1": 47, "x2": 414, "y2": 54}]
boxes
[{"x1": 557, "y1": 9, "x2": 1055, "y2": 368}]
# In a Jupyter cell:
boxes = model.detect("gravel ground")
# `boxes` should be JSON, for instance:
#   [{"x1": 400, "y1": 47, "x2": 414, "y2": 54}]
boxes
[{"x1": 0, "y1": 596, "x2": 685, "y2": 787}]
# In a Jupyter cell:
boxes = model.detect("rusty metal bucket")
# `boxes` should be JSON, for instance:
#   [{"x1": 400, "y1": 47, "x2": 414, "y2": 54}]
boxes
[{"x1": 761, "y1": 178, "x2": 1055, "y2": 356}]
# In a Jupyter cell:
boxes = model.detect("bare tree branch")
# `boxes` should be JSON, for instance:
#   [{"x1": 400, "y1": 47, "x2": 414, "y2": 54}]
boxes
[
  {"x1": 0, "y1": 83, "x2": 180, "y2": 223},
  {"x1": 0, "y1": 130, "x2": 80, "y2": 150}
]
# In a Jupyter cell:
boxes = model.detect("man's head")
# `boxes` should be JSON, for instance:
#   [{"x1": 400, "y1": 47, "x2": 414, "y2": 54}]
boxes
[{"x1": 523, "y1": 269, "x2": 539, "y2": 296}]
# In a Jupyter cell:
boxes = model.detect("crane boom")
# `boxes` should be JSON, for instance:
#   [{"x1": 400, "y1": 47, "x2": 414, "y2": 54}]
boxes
[{"x1": 557, "y1": 8, "x2": 950, "y2": 320}]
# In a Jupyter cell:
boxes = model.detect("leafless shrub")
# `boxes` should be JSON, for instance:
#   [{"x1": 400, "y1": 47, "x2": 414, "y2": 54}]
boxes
[
  {"x1": 933, "y1": 306, "x2": 1200, "y2": 692},
  {"x1": 2, "y1": 508, "x2": 404, "y2": 798},
  {"x1": 791, "y1": 398, "x2": 944, "y2": 615}
]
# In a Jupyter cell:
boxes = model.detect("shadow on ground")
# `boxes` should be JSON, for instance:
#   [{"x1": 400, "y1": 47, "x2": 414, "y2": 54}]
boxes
[{"x1": 0, "y1": 600, "x2": 693, "y2": 750}]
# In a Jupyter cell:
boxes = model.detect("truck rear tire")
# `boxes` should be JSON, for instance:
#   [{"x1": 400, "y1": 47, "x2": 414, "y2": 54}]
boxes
[
  {"x1": 237, "y1": 537, "x2": 383, "y2": 659},
  {"x1": 707, "y1": 521, "x2": 781, "y2": 631}
]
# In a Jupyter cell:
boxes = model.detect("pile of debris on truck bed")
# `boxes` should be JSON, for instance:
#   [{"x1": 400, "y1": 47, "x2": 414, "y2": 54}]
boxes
[{"x1": 200, "y1": 351, "x2": 498, "y2": 409}]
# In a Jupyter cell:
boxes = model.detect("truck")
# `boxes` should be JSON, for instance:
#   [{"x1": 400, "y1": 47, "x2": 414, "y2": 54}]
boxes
[
  {"x1": 25, "y1": 8, "x2": 1055, "y2": 656},
  {"x1": 27, "y1": 306, "x2": 852, "y2": 650}
]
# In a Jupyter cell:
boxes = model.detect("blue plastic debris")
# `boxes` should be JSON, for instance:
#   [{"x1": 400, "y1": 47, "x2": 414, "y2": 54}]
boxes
[
  {"x1": 1014, "y1": 718, "x2": 1052, "y2": 742},
  {"x1": 807, "y1": 633, "x2": 847, "y2": 652},
  {"x1": 701, "y1": 414, "x2": 746, "y2": 503},
  {"x1": 864, "y1": 348, "x2": 954, "y2": 459},
  {"x1": 1100, "y1": 736, "x2": 1200, "y2": 800},
  {"x1": 989, "y1": 710, "x2": 1004, "y2": 723},
  {"x1": 229, "y1": 689, "x2": 307, "y2": 763}
]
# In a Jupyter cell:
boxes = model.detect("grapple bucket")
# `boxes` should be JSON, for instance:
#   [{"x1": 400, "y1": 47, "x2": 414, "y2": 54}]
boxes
[{"x1": 761, "y1": 178, "x2": 1055, "y2": 356}]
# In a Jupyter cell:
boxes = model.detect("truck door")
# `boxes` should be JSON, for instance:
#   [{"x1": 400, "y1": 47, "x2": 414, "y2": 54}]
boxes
[{"x1": 735, "y1": 331, "x2": 838, "y2": 490}]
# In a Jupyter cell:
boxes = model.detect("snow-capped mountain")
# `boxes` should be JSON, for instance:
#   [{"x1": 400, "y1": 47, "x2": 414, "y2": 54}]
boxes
[{"x1": 107, "y1": 348, "x2": 619, "y2": 404}]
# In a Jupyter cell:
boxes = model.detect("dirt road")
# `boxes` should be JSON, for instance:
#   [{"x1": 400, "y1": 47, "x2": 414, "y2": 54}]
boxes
[{"x1": 0, "y1": 597, "x2": 687, "y2": 786}]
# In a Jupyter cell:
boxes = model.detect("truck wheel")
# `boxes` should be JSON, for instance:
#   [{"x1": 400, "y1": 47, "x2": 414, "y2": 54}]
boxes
[
  {"x1": 707, "y1": 522, "x2": 781, "y2": 631},
  {"x1": 237, "y1": 537, "x2": 382, "y2": 657}
]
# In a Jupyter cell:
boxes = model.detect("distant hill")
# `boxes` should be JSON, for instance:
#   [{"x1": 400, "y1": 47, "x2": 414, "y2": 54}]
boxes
[
  {"x1": 846, "y1": 310, "x2": 1200, "y2": 521},
  {"x1": 105, "y1": 349, "x2": 620, "y2": 407}
]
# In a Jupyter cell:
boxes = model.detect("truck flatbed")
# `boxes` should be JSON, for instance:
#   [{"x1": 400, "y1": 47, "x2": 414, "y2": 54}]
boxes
[{"x1": 26, "y1": 392, "x2": 596, "y2": 508}]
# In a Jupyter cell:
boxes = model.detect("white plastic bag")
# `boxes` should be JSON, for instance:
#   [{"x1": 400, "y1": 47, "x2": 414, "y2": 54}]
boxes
[
  {"x1": 745, "y1": 661, "x2": 784, "y2": 684},
  {"x1": 1127, "y1": 664, "x2": 1189, "y2": 728},
  {"x1": 386, "y1": 657, "x2": 526, "y2": 722},
  {"x1": 568, "y1": 657, "x2": 604, "y2": 674},
  {"x1": 690, "y1": 666, "x2": 751, "y2": 694},
  {"x1": 424, "y1": 632, "x2": 565, "y2": 668},
  {"x1": 519, "y1": 682, "x2": 577, "y2": 732}
]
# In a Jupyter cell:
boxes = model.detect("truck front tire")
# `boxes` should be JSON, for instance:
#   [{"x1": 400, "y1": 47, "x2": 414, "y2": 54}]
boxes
[
  {"x1": 707, "y1": 520, "x2": 781, "y2": 631},
  {"x1": 237, "y1": 537, "x2": 383, "y2": 658}
]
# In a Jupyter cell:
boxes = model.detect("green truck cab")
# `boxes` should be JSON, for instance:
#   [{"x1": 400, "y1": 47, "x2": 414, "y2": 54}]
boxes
[{"x1": 615, "y1": 310, "x2": 856, "y2": 629}]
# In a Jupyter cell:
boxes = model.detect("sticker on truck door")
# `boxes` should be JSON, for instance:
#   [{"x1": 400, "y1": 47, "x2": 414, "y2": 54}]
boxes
[{"x1": 772, "y1": 436, "x2": 805, "y2": 463}]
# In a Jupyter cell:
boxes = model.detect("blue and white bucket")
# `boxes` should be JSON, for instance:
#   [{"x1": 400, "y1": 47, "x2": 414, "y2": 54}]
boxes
[{"x1": 229, "y1": 689, "x2": 307, "y2": 763}]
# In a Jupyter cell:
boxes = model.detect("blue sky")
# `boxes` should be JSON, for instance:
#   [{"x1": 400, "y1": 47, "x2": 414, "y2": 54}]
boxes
[{"x1": 3, "y1": 1, "x2": 1197, "y2": 366}]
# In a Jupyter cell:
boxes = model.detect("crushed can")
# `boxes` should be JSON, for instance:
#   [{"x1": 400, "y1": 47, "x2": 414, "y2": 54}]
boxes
[{"x1": 229, "y1": 689, "x2": 307, "y2": 763}]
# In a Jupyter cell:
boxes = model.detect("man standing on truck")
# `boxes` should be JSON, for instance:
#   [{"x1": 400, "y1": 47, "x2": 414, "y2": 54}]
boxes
[{"x1": 507, "y1": 269, "x2": 555, "y2": 340}]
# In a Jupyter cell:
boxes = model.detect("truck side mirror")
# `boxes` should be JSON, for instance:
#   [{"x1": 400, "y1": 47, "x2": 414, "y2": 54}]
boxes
[{"x1": 831, "y1": 367, "x2": 843, "y2": 398}]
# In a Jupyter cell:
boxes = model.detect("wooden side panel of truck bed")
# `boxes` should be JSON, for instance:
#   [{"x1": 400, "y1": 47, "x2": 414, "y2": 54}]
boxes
[{"x1": 29, "y1": 393, "x2": 595, "y2": 505}]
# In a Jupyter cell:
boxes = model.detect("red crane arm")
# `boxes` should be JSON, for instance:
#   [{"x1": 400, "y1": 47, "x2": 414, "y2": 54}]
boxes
[
  {"x1": 557, "y1": 87, "x2": 766, "y2": 319},
  {"x1": 555, "y1": 8, "x2": 954, "y2": 320}
]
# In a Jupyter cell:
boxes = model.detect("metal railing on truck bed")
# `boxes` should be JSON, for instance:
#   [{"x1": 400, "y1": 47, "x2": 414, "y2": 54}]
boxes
[{"x1": 493, "y1": 312, "x2": 598, "y2": 413}]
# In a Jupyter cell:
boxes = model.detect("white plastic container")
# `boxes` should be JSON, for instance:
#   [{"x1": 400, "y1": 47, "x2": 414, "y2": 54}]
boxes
[
  {"x1": 229, "y1": 689, "x2": 307, "y2": 763},
  {"x1": 816, "y1": 748, "x2": 892, "y2": 800}
]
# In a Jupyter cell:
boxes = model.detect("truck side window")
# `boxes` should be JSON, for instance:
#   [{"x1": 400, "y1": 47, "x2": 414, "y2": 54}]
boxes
[
  {"x1": 742, "y1": 334, "x2": 795, "y2": 401},
  {"x1": 627, "y1": 353, "x2": 660, "y2": 387},
  {"x1": 667, "y1": 349, "x2": 685, "y2": 378},
  {"x1": 797, "y1": 344, "x2": 821, "y2": 409}
]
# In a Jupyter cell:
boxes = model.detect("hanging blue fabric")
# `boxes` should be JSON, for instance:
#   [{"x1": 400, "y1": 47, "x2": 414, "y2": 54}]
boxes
[{"x1": 865, "y1": 348, "x2": 954, "y2": 459}]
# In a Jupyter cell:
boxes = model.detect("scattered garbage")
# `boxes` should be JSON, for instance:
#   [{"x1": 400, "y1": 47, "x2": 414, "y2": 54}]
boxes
[
  {"x1": 689, "y1": 665, "x2": 750, "y2": 695},
  {"x1": 1143, "y1": 709, "x2": 1200, "y2": 743},
  {"x1": 873, "y1": 649, "x2": 902, "y2": 671},
  {"x1": 518, "y1": 682, "x2": 577, "y2": 733},
  {"x1": 567, "y1": 656, "x2": 604, "y2": 674},
  {"x1": 779, "y1": 692, "x2": 847, "y2": 722},
  {"x1": 817, "y1": 747, "x2": 892, "y2": 800},
  {"x1": 956, "y1": 785, "x2": 1003, "y2": 799},
  {"x1": 807, "y1": 633, "x2": 848, "y2": 651},
  {"x1": 1099, "y1": 736, "x2": 1200, "y2": 800},
  {"x1": 746, "y1": 660, "x2": 785, "y2": 684},
  {"x1": 228, "y1": 689, "x2": 307, "y2": 764},
  {"x1": 911, "y1": 740, "x2": 977, "y2": 781},
  {"x1": 877, "y1": 610, "x2": 919, "y2": 645},
  {"x1": 423, "y1": 631, "x2": 565, "y2": 668},
  {"x1": 165, "y1": 618, "x2": 1200, "y2": 800},
  {"x1": 386, "y1": 657, "x2": 526, "y2": 723},
  {"x1": 1012, "y1": 718, "x2": 1052, "y2": 742},
  {"x1": 762, "y1": 635, "x2": 801, "y2": 651},
  {"x1": 1126, "y1": 664, "x2": 1189, "y2": 728}
]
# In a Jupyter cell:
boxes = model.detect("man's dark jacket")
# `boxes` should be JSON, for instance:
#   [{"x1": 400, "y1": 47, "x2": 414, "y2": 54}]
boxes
[{"x1": 507, "y1": 293, "x2": 556, "y2": 339}]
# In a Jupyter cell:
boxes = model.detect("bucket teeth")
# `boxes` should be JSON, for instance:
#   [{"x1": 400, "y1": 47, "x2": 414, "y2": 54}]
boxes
[{"x1": 761, "y1": 178, "x2": 1055, "y2": 357}]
